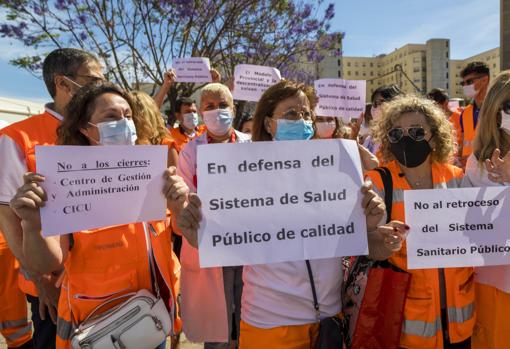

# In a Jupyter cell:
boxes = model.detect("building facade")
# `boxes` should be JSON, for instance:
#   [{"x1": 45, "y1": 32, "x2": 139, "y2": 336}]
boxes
[{"x1": 340, "y1": 39, "x2": 500, "y2": 99}]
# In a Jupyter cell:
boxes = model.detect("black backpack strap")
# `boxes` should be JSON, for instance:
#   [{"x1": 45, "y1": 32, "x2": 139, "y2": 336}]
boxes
[
  {"x1": 374, "y1": 167, "x2": 393, "y2": 224},
  {"x1": 305, "y1": 260, "x2": 320, "y2": 322}
]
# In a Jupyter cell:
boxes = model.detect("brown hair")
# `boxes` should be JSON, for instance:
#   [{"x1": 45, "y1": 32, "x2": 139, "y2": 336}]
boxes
[
  {"x1": 372, "y1": 94, "x2": 456, "y2": 164},
  {"x1": 252, "y1": 79, "x2": 317, "y2": 142},
  {"x1": 130, "y1": 91, "x2": 171, "y2": 145},
  {"x1": 473, "y1": 70, "x2": 510, "y2": 166},
  {"x1": 58, "y1": 81, "x2": 134, "y2": 145}
]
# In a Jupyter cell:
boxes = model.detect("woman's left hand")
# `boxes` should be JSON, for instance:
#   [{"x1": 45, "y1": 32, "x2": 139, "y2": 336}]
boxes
[
  {"x1": 361, "y1": 181, "x2": 385, "y2": 232},
  {"x1": 485, "y1": 148, "x2": 510, "y2": 183},
  {"x1": 368, "y1": 220, "x2": 408, "y2": 260}
]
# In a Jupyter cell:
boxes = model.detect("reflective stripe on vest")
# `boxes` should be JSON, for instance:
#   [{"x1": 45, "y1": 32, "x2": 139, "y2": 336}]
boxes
[
  {"x1": 57, "y1": 317, "x2": 74, "y2": 340},
  {"x1": 402, "y1": 316, "x2": 442, "y2": 337},
  {"x1": 393, "y1": 188, "x2": 404, "y2": 203},
  {"x1": 3, "y1": 323, "x2": 31, "y2": 342},
  {"x1": 448, "y1": 302, "x2": 474, "y2": 324},
  {"x1": 0, "y1": 319, "x2": 29, "y2": 330}
]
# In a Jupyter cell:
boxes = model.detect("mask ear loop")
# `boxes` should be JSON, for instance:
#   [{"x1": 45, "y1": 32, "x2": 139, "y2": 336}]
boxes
[{"x1": 79, "y1": 123, "x2": 101, "y2": 145}]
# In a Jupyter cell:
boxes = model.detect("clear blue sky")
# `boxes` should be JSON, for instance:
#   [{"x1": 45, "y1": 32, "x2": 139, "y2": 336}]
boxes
[{"x1": 0, "y1": 0, "x2": 500, "y2": 101}]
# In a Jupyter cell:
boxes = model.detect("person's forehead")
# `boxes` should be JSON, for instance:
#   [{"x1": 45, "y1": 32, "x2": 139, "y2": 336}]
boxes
[
  {"x1": 462, "y1": 72, "x2": 481, "y2": 81},
  {"x1": 202, "y1": 93, "x2": 230, "y2": 104},
  {"x1": 394, "y1": 112, "x2": 427, "y2": 126},
  {"x1": 77, "y1": 60, "x2": 103, "y2": 77},
  {"x1": 95, "y1": 93, "x2": 130, "y2": 109},
  {"x1": 274, "y1": 92, "x2": 310, "y2": 110}
]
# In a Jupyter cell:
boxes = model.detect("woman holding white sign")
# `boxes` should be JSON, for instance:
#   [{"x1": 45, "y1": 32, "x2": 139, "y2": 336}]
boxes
[
  {"x1": 365, "y1": 95, "x2": 474, "y2": 349},
  {"x1": 10, "y1": 82, "x2": 186, "y2": 349},
  {"x1": 462, "y1": 70, "x2": 510, "y2": 349},
  {"x1": 173, "y1": 79, "x2": 406, "y2": 349}
]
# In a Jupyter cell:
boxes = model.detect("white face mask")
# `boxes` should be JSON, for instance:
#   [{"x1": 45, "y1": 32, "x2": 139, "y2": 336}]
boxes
[
  {"x1": 202, "y1": 109, "x2": 233, "y2": 136},
  {"x1": 371, "y1": 106, "x2": 382, "y2": 120},
  {"x1": 182, "y1": 112, "x2": 199, "y2": 130},
  {"x1": 500, "y1": 110, "x2": 510, "y2": 134},
  {"x1": 463, "y1": 84, "x2": 478, "y2": 99},
  {"x1": 94, "y1": 118, "x2": 137, "y2": 145},
  {"x1": 315, "y1": 121, "x2": 336, "y2": 139}
]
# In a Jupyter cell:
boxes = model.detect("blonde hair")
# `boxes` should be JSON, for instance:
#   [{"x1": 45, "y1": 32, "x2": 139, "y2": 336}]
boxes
[
  {"x1": 200, "y1": 83, "x2": 234, "y2": 109},
  {"x1": 473, "y1": 70, "x2": 510, "y2": 166},
  {"x1": 372, "y1": 94, "x2": 456, "y2": 164},
  {"x1": 130, "y1": 91, "x2": 170, "y2": 145}
]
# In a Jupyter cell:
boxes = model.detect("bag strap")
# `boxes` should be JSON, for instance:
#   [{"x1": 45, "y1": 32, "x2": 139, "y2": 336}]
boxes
[
  {"x1": 143, "y1": 222, "x2": 161, "y2": 299},
  {"x1": 374, "y1": 167, "x2": 393, "y2": 224},
  {"x1": 305, "y1": 260, "x2": 320, "y2": 322}
]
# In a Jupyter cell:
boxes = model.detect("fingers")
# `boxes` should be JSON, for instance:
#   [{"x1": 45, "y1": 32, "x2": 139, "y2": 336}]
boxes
[
  {"x1": 361, "y1": 185, "x2": 376, "y2": 209},
  {"x1": 164, "y1": 166, "x2": 177, "y2": 178},
  {"x1": 23, "y1": 172, "x2": 45, "y2": 184},
  {"x1": 47, "y1": 303, "x2": 58, "y2": 324},
  {"x1": 491, "y1": 148, "x2": 501, "y2": 165},
  {"x1": 39, "y1": 301, "x2": 46, "y2": 321}
]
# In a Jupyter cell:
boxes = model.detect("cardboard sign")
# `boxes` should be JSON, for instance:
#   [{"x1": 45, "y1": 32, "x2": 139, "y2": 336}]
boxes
[
  {"x1": 314, "y1": 79, "x2": 366, "y2": 120},
  {"x1": 174, "y1": 57, "x2": 212, "y2": 83},
  {"x1": 36, "y1": 145, "x2": 167, "y2": 236},
  {"x1": 232, "y1": 64, "x2": 281, "y2": 102}
]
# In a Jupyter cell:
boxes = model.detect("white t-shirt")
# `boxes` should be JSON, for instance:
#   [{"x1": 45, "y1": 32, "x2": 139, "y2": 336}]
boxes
[
  {"x1": 0, "y1": 105, "x2": 62, "y2": 204},
  {"x1": 463, "y1": 153, "x2": 510, "y2": 293}
]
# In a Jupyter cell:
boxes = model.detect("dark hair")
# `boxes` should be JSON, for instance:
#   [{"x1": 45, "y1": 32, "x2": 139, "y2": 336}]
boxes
[
  {"x1": 43, "y1": 48, "x2": 99, "y2": 98},
  {"x1": 427, "y1": 88, "x2": 449, "y2": 104},
  {"x1": 460, "y1": 61, "x2": 490, "y2": 78},
  {"x1": 371, "y1": 84, "x2": 402, "y2": 103},
  {"x1": 175, "y1": 97, "x2": 195, "y2": 114},
  {"x1": 58, "y1": 81, "x2": 134, "y2": 145},
  {"x1": 252, "y1": 79, "x2": 317, "y2": 142}
]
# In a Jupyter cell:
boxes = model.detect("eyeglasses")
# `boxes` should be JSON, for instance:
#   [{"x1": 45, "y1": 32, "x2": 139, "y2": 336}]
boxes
[
  {"x1": 67, "y1": 74, "x2": 105, "y2": 84},
  {"x1": 274, "y1": 108, "x2": 313, "y2": 121},
  {"x1": 460, "y1": 76, "x2": 485, "y2": 87},
  {"x1": 372, "y1": 99, "x2": 385, "y2": 108},
  {"x1": 503, "y1": 100, "x2": 510, "y2": 114},
  {"x1": 387, "y1": 126, "x2": 427, "y2": 143}
]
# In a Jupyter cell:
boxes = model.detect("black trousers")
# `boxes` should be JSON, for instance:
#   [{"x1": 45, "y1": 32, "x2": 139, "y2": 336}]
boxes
[{"x1": 26, "y1": 295, "x2": 56, "y2": 349}]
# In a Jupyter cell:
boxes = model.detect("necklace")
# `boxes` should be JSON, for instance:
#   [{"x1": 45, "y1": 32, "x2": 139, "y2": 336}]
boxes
[{"x1": 405, "y1": 173, "x2": 430, "y2": 188}]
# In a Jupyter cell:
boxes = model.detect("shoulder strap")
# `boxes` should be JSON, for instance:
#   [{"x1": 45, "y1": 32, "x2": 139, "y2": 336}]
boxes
[
  {"x1": 374, "y1": 167, "x2": 392, "y2": 224},
  {"x1": 305, "y1": 260, "x2": 320, "y2": 322},
  {"x1": 143, "y1": 222, "x2": 161, "y2": 299}
]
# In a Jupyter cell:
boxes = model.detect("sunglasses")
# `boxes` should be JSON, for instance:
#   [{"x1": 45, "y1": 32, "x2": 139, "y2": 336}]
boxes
[
  {"x1": 276, "y1": 108, "x2": 313, "y2": 121},
  {"x1": 460, "y1": 76, "x2": 485, "y2": 87},
  {"x1": 387, "y1": 126, "x2": 427, "y2": 143},
  {"x1": 503, "y1": 100, "x2": 510, "y2": 114}
]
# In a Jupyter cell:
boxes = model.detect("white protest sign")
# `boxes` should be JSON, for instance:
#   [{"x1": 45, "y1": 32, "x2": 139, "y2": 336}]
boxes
[
  {"x1": 174, "y1": 57, "x2": 212, "y2": 83},
  {"x1": 405, "y1": 186, "x2": 510, "y2": 269},
  {"x1": 196, "y1": 139, "x2": 368, "y2": 267},
  {"x1": 232, "y1": 64, "x2": 281, "y2": 102},
  {"x1": 36, "y1": 145, "x2": 168, "y2": 236},
  {"x1": 448, "y1": 100, "x2": 460, "y2": 112},
  {"x1": 314, "y1": 79, "x2": 366, "y2": 120}
]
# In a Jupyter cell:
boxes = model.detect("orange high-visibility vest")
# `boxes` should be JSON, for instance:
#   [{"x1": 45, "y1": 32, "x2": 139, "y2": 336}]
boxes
[
  {"x1": 366, "y1": 161, "x2": 475, "y2": 349},
  {"x1": 0, "y1": 111, "x2": 60, "y2": 296},
  {"x1": 449, "y1": 111, "x2": 462, "y2": 152},
  {"x1": 55, "y1": 221, "x2": 181, "y2": 349},
  {"x1": 169, "y1": 125, "x2": 206, "y2": 153},
  {"x1": 0, "y1": 232, "x2": 32, "y2": 347},
  {"x1": 460, "y1": 105, "x2": 476, "y2": 159}
]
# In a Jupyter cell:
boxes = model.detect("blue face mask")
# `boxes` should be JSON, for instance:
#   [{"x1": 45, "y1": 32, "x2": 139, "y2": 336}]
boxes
[
  {"x1": 202, "y1": 108, "x2": 233, "y2": 136},
  {"x1": 95, "y1": 118, "x2": 138, "y2": 145},
  {"x1": 274, "y1": 119, "x2": 314, "y2": 141}
]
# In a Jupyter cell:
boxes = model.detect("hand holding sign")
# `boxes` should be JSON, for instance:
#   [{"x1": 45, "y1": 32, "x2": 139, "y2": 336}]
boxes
[
  {"x1": 163, "y1": 166, "x2": 189, "y2": 213},
  {"x1": 10, "y1": 172, "x2": 47, "y2": 232},
  {"x1": 163, "y1": 69, "x2": 177, "y2": 85},
  {"x1": 175, "y1": 193, "x2": 202, "y2": 248}
]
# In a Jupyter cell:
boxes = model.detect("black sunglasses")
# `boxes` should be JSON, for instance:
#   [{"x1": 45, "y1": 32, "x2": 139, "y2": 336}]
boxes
[{"x1": 387, "y1": 126, "x2": 427, "y2": 143}]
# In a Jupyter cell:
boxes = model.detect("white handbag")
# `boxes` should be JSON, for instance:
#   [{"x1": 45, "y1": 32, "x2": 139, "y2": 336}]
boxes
[{"x1": 70, "y1": 223, "x2": 173, "y2": 349}]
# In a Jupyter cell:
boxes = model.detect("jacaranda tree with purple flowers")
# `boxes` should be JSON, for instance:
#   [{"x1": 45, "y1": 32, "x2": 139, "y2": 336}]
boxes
[{"x1": 0, "y1": 0, "x2": 339, "y2": 111}]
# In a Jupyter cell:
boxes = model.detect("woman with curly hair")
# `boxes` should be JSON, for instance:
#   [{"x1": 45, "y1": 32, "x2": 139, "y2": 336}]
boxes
[
  {"x1": 365, "y1": 95, "x2": 475, "y2": 349},
  {"x1": 130, "y1": 90, "x2": 179, "y2": 167}
]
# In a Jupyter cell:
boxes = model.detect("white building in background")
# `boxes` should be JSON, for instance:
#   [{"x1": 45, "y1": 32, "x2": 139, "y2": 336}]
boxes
[{"x1": 0, "y1": 97, "x2": 45, "y2": 125}]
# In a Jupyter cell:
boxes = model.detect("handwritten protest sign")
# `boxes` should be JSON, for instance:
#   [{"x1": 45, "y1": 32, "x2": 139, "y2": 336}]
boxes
[
  {"x1": 232, "y1": 64, "x2": 281, "y2": 102},
  {"x1": 36, "y1": 145, "x2": 168, "y2": 236},
  {"x1": 196, "y1": 139, "x2": 368, "y2": 267},
  {"x1": 405, "y1": 186, "x2": 510, "y2": 269},
  {"x1": 314, "y1": 79, "x2": 366, "y2": 120},
  {"x1": 174, "y1": 57, "x2": 212, "y2": 83}
]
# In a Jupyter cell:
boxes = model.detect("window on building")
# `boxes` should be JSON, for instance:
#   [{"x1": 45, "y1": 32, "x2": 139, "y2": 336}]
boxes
[
  {"x1": 348, "y1": 71, "x2": 351, "y2": 75},
  {"x1": 446, "y1": 41, "x2": 449, "y2": 47},
  {"x1": 337, "y1": 59, "x2": 341, "y2": 66},
  {"x1": 370, "y1": 71, "x2": 374, "y2": 76},
  {"x1": 363, "y1": 72, "x2": 366, "y2": 76},
  {"x1": 446, "y1": 83, "x2": 449, "y2": 89},
  {"x1": 338, "y1": 71, "x2": 341, "y2": 77},
  {"x1": 370, "y1": 62, "x2": 373, "y2": 67},
  {"x1": 355, "y1": 71, "x2": 359, "y2": 76},
  {"x1": 347, "y1": 62, "x2": 351, "y2": 67},
  {"x1": 494, "y1": 63, "x2": 496, "y2": 68},
  {"x1": 446, "y1": 62, "x2": 449, "y2": 68},
  {"x1": 446, "y1": 72, "x2": 449, "y2": 79}
]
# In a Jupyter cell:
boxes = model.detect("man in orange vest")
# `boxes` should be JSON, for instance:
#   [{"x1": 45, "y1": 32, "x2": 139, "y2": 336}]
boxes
[
  {"x1": 169, "y1": 97, "x2": 207, "y2": 153},
  {"x1": 458, "y1": 61, "x2": 490, "y2": 167},
  {"x1": 426, "y1": 88, "x2": 463, "y2": 165},
  {"x1": 0, "y1": 48, "x2": 104, "y2": 349}
]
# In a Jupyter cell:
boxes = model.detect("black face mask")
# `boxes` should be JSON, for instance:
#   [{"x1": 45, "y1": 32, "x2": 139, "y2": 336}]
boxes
[{"x1": 389, "y1": 136, "x2": 431, "y2": 168}]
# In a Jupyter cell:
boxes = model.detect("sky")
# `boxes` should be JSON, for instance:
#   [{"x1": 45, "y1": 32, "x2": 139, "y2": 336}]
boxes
[{"x1": 0, "y1": 0, "x2": 501, "y2": 102}]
